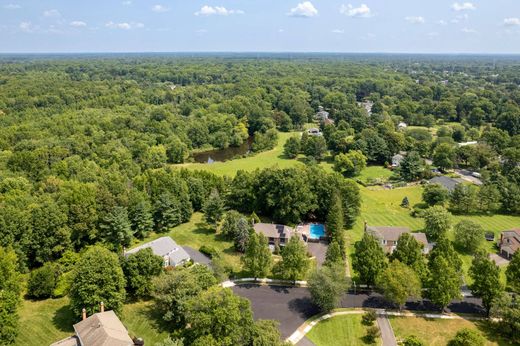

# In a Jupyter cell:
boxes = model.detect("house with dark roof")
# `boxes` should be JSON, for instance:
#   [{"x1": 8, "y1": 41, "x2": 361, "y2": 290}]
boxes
[
  {"x1": 52, "y1": 308, "x2": 137, "y2": 346},
  {"x1": 391, "y1": 153, "x2": 404, "y2": 168},
  {"x1": 428, "y1": 176, "x2": 463, "y2": 192},
  {"x1": 125, "y1": 236, "x2": 190, "y2": 267},
  {"x1": 315, "y1": 106, "x2": 330, "y2": 122},
  {"x1": 499, "y1": 229, "x2": 520, "y2": 259},
  {"x1": 365, "y1": 224, "x2": 431, "y2": 254},
  {"x1": 253, "y1": 223, "x2": 303, "y2": 246}
]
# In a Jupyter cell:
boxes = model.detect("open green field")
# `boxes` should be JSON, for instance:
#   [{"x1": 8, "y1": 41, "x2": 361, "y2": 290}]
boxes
[
  {"x1": 15, "y1": 298, "x2": 167, "y2": 346},
  {"x1": 389, "y1": 316, "x2": 513, "y2": 346},
  {"x1": 306, "y1": 314, "x2": 381, "y2": 346}
]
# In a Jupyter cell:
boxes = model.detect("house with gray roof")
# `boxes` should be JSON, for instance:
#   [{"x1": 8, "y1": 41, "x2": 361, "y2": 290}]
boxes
[
  {"x1": 125, "y1": 236, "x2": 190, "y2": 267},
  {"x1": 52, "y1": 310, "x2": 136, "y2": 346},
  {"x1": 429, "y1": 176, "x2": 463, "y2": 192},
  {"x1": 365, "y1": 224, "x2": 431, "y2": 254}
]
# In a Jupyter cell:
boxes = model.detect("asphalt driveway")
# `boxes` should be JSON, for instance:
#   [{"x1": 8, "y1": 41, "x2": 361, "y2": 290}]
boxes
[
  {"x1": 232, "y1": 284, "x2": 484, "y2": 338},
  {"x1": 306, "y1": 241, "x2": 328, "y2": 267}
]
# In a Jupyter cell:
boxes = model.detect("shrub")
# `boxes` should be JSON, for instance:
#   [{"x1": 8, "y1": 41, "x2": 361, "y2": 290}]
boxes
[
  {"x1": 448, "y1": 328, "x2": 485, "y2": 346},
  {"x1": 199, "y1": 245, "x2": 219, "y2": 259},
  {"x1": 28, "y1": 264, "x2": 59, "y2": 299},
  {"x1": 362, "y1": 310, "x2": 377, "y2": 325},
  {"x1": 364, "y1": 325, "x2": 381, "y2": 344},
  {"x1": 403, "y1": 335, "x2": 425, "y2": 346},
  {"x1": 53, "y1": 270, "x2": 74, "y2": 298}
]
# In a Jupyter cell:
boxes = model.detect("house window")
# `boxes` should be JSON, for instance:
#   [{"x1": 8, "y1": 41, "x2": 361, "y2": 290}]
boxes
[{"x1": 382, "y1": 240, "x2": 387, "y2": 245}]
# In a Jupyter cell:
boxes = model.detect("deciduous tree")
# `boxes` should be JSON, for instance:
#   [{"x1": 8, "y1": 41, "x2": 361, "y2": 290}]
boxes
[{"x1": 352, "y1": 233, "x2": 387, "y2": 288}]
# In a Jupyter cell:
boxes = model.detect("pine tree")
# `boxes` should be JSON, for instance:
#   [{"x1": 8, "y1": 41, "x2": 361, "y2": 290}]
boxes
[
  {"x1": 154, "y1": 193, "x2": 183, "y2": 232},
  {"x1": 128, "y1": 191, "x2": 154, "y2": 239},
  {"x1": 326, "y1": 194, "x2": 344, "y2": 239},
  {"x1": 100, "y1": 206, "x2": 133, "y2": 249},
  {"x1": 242, "y1": 233, "x2": 272, "y2": 279}
]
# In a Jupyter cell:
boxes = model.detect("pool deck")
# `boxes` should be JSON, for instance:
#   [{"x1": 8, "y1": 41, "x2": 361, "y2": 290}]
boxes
[{"x1": 297, "y1": 223, "x2": 327, "y2": 242}]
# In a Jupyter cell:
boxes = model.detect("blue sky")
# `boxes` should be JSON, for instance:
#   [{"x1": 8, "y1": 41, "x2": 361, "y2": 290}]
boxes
[{"x1": 1, "y1": 1, "x2": 520, "y2": 53}]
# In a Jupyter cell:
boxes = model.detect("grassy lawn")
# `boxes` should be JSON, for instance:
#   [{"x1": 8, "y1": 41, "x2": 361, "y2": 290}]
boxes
[
  {"x1": 357, "y1": 165, "x2": 394, "y2": 184},
  {"x1": 389, "y1": 316, "x2": 514, "y2": 346},
  {"x1": 176, "y1": 131, "x2": 304, "y2": 176},
  {"x1": 15, "y1": 298, "x2": 169, "y2": 346},
  {"x1": 306, "y1": 314, "x2": 381, "y2": 346}
]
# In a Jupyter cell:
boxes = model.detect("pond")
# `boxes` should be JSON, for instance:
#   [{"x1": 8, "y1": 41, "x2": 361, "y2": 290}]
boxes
[{"x1": 192, "y1": 137, "x2": 253, "y2": 163}]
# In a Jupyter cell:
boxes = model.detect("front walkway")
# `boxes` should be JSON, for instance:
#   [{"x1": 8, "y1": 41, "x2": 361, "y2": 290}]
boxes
[{"x1": 376, "y1": 312, "x2": 397, "y2": 346}]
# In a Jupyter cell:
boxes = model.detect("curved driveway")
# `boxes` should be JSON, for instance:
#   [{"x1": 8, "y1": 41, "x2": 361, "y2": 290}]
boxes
[{"x1": 232, "y1": 284, "x2": 484, "y2": 338}]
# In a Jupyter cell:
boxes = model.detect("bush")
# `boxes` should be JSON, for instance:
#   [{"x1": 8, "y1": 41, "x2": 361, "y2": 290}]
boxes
[
  {"x1": 364, "y1": 325, "x2": 381, "y2": 344},
  {"x1": 28, "y1": 264, "x2": 59, "y2": 299},
  {"x1": 53, "y1": 270, "x2": 74, "y2": 298},
  {"x1": 199, "y1": 245, "x2": 219, "y2": 259},
  {"x1": 403, "y1": 335, "x2": 425, "y2": 346},
  {"x1": 448, "y1": 328, "x2": 485, "y2": 346},
  {"x1": 362, "y1": 310, "x2": 377, "y2": 325}
]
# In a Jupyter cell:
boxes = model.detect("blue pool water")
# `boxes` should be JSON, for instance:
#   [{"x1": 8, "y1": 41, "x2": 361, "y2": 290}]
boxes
[{"x1": 309, "y1": 224, "x2": 325, "y2": 239}]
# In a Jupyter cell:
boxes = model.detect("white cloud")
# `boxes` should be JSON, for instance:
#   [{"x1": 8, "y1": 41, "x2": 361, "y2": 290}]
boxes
[
  {"x1": 405, "y1": 16, "x2": 425, "y2": 24},
  {"x1": 504, "y1": 18, "x2": 520, "y2": 26},
  {"x1": 122, "y1": 1, "x2": 132, "y2": 5},
  {"x1": 287, "y1": 2, "x2": 318, "y2": 18},
  {"x1": 278, "y1": 29, "x2": 285, "y2": 33},
  {"x1": 452, "y1": 2, "x2": 475, "y2": 11},
  {"x1": 462, "y1": 27, "x2": 477, "y2": 33},
  {"x1": 152, "y1": 4, "x2": 169, "y2": 13},
  {"x1": 105, "y1": 21, "x2": 144, "y2": 30},
  {"x1": 19, "y1": 21, "x2": 35, "y2": 32},
  {"x1": 70, "y1": 21, "x2": 87, "y2": 27},
  {"x1": 43, "y1": 9, "x2": 61, "y2": 18},
  {"x1": 340, "y1": 4, "x2": 371, "y2": 18},
  {"x1": 4, "y1": 4, "x2": 21, "y2": 9},
  {"x1": 194, "y1": 5, "x2": 244, "y2": 16},
  {"x1": 437, "y1": 19, "x2": 448, "y2": 25},
  {"x1": 332, "y1": 29, "x2": 345, "y2": 34}
]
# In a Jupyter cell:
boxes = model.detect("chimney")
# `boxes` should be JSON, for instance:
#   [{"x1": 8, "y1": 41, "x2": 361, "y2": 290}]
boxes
[
  {"x1": 82, "y1": 308, "x2": 87, "y2": 321},
  {"x1": 100, "y1": 302, "x2": 105, "y2": 313}
]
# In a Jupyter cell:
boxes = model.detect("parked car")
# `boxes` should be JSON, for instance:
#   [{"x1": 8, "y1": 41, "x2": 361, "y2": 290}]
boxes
[{"x1": 485, "y1": 232, "x2": 495, "y2": 242}]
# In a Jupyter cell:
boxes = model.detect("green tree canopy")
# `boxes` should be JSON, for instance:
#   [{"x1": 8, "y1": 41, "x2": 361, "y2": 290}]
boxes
[
  {"x1": 242, "y1": 233, "x2": 273, "y2": 279},
  {"x1": 279, "y1": 236, "x2": 309, "y2": 282},
  {"x1": 377, "y1": 260, "x2": 422, "y2": 310},
  {"x1": 352, "y1": 233, "x2": 387, "y2": 287},
  {"x1": 308, "y1": 264, "x2": 349, "y2": 312}
]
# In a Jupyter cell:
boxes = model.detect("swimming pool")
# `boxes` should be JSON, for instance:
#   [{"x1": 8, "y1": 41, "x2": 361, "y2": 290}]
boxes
[{"x1": 309, "y1": 224, "x2": 325, "y2": 239}]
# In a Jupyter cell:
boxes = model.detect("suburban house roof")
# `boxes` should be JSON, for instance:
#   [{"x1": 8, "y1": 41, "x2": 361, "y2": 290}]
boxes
[
  {"x1": 429, "y1": 176, "x2": 463, "y2": 192},
  {"x1": 125, "y1": 236, "x2": 190, "y2": 266},
  {"x1": 500, "y1": 229, "x2": 520, "y2": 254},
  {"x1": 366, "y1": 225, "x2": 429, "y2": 248},
  {"x1": 254, "y1": 223, "x2": 295, "y2": 240},
  {"x1": 73, "y1": 311, "x2": 133, "y2": 346}
]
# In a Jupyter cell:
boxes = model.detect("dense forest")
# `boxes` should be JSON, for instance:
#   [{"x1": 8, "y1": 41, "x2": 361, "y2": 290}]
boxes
[{"x1": 1, "y1": 55, "x2": 520, "y2": 344}]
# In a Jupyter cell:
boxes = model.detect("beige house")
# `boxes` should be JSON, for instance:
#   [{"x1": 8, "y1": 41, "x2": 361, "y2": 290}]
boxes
[
  {"x1": 253, "y1": 223, "x2": 302, "y2": 246},
  {"x1": 51, "y1": 306, "x2": 138, "y2": 346},
  {"x1": 365, "y1": 224, "x2": 430, "y2": 255},
  {"x1": 499, "y1": 229, "x2": 520, "y2": 259}
]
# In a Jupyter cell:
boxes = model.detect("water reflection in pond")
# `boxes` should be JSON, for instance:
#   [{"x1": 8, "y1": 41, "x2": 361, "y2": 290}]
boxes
[{"x1": 193, "y1": 137, "x2": 253, "y2": 163}]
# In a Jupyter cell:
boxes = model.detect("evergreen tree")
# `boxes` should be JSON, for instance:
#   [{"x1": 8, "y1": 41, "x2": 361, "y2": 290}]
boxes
[
  {"x1": 100, "y1": 206, "x2": 133, "y2": 249},
  {"x1": 128, "y1": 191, "x2": 154, "y2": 239},
  {"x1": 203, "y1": 189, "x2": 225, "y2": 226},
  {"x1": 279, "y1": 236, "x2": 309, "y2": 283},
  {"x1": 154, "y1": 193, "x2": 183, "y2": 232},
  {"x1": 0, "y1": 247, "x2": 22, "y2": 345},
  {"x1": 352, "y1": 233, "x2": 387, "y2": 287},
  {"x1": 234, "y1": 218, "x2": 253, "y2": 253},
  {"x1": 242, "y1": 233, "x2": 272, "y2": 279},
  {"x1": 324, "y1": 240, "x2": 344, "y2": 267},
  {"x1": 399, "y1": 151, "x2": 424, "y2": 181},
  {"x1": 469, "y1": 251, "x2": 503, "y2": 316},
  {"x1": 326, "y1": 194, "x2": 344, "y2": 238}
]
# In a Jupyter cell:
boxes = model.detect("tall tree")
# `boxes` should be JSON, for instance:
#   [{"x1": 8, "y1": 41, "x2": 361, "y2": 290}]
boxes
[
  {"x1": 185, "y1": 286, "x2": 254, "y2": 346},
  {"x1": 100, "y1": 206, "x2": 133, "y2": 249},
  {"x1": 469, "y1": 251, "x2": 503, "y2": 316},
  {"x1": 422, "y1": 206, "x2": 452, "y2": 241},
  {"x1": 203, "y1": 189, "x2": 225, "y2": 226},
  {"x1": 283, "y1": 136, "x2": 301, "y2": 159},
  {"x1": 453, "y1": 220, "x2": 483, "y2": 254},
  {"x1": 154, "y1": 193, "x2": 183, "y2": 233},
  {"x1": 333, "y1": 150, "x2": 367, "y2": 177},
  {"x1": 399, "y1": 151, "x2": 425, "y2": 181},
  {"x1": 0, "y1": 247, "x2": 22, "y2": 345},
  {"x1": 422, "y1": 183, "x2": 449, "y2": 206},
  {"x1": 242, "y1": 233, "x2": 272, "y2": 279},
  {"x1": 123, "y1": 248, "x2": 163, "y2": 298},
  {"x1": 324, "y1": 240, "x2": 344, "y2": 267},
  {"x1": 326, "y1": 194, "x2": 344, "y2": 239},
  {"x1": 308, "y1": 264, "x2": 349, "y2": 312},
  {"x1": 428, "y1": 256, "x2": 462, "y2": 311},
  {"x1": 128, "y1": 191, "x2": 154, "y2": 239},
  {"x1": 279, "y1": 236, "x2": 309, "y2": 283},
  {"x1": 433, "y1": 143, "x2": 455, "y2": 171},
  {"x1": 506, "y1": 251, "x2": 520, "y2": 293},
  {"x1": 428, "y1": 236, "x2": 463, "y2": 272},
  {"x1": 69, "y1": 246, "x2": 126, "y2": 316},
  {"x1": 377, "y1": 260, "x2": 422, "y2": 310},
  {"x1": 390, "y1": 233, "x2": 428, "y2": 283},
  {"x1": 352, "y1": 233, "x2": 387, "y2": 288}
]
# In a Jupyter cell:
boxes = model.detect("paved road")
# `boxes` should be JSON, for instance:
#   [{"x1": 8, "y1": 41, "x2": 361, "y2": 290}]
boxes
[
  {"x1": 377, "y1": 314, "x2": 397, "y2": 346},
  {"x1": 232, "y1": 284, "x2": 484, "y2": 338}
]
